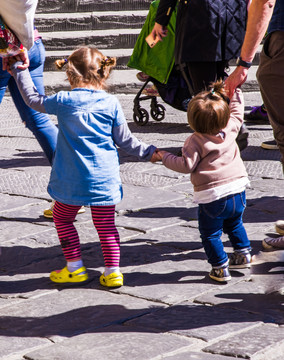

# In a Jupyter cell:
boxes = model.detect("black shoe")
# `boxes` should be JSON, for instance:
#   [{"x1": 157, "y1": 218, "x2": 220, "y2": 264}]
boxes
[
  {"x1": 261, "y1": 139, "x2": 278, "y2": 150},
  {"x1": 236, "y1": 124, "x2": 249, "y2": 151},
  {"x1": 244, "y1": 105, "x2": 269, "y2": 122}
]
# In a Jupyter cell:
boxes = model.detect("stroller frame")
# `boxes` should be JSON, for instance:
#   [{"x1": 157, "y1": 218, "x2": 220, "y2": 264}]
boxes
[{"x1": 133, "y1": 77, "x2": 166, "y2": 126}]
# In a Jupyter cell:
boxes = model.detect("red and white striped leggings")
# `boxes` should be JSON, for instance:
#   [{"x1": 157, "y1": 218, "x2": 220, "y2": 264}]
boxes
[{"x1": 53, "y1": 201, "x2": 120, "y2": 268}]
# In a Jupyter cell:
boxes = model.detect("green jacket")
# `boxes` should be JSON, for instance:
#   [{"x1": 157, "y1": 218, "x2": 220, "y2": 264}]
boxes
[{"x1": 127, "y1": 0, "x2": 176, "y2": 84}]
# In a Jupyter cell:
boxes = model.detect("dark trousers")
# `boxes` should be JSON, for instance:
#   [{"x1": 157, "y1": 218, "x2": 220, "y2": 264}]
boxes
[{"x1": 186, "y1": 60, "x2": 228, "y2": 95}]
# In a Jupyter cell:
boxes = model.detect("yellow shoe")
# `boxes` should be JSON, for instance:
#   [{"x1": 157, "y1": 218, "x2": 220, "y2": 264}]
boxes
[
  {"x1": 100, "y1": 272, "x2": 123, "y2": 288},
  {"x1": 43, "y1": 200, "x2": 86, "y2": 219},
  {"x1": 50, "y1": 266, "x2": 88, "y2": 284}
]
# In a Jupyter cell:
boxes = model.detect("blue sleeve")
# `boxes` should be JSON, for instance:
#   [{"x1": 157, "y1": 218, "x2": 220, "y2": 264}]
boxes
[
  {"x1": 113, "y1": 122, "x2": 156, "y2": 161},
  {"x1": 113, "y1": 97, "x2": 127, "y2": 127},
  {"x1": 11, "y1": 61, "x2": 59, "y2": 114}
]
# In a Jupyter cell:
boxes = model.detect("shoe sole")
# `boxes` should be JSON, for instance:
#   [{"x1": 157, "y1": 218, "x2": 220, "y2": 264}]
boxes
[
  {"x1": 209, "y1": 274, "x2": 231, "y2": 282},
  {"x1": 261, "y1": 143, "x2": 279, "y2": 150},
  {"x1": 50, "y1": 278, "x2": 91, "y2": 286}
]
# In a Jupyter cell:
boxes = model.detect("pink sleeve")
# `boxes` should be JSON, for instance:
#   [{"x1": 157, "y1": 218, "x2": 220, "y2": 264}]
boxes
[{"x1": 162, "y1": 139, "x2": 200, "y2": 174}]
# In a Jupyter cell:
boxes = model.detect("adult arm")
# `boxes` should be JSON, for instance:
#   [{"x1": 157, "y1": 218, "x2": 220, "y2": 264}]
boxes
[
  {"x1": 225, "y1": 0, "x2": 276, "y2": 98},
  {"x1": 113, "y1": 122, "x2": 156, "y2": 161},
  {"x1": 10, "y1": 61, "x2": 46, "y2": 112}
]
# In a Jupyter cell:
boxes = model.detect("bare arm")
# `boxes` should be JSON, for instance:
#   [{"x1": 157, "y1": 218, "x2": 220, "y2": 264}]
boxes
[{"x1": 225, "y1": 0, "x2": 276, "y2": 98}]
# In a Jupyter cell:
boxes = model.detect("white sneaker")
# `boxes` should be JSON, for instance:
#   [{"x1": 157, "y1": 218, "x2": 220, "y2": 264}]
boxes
[
  {"x1": 43, "y1": 200, "x2": 85, "y2": 219},
  {"x1": 275, "y1": 220, "x2": 284, "y2": 235},
  {"x1": 262, "y1": 236, "x2": 284, "y2": 251}
]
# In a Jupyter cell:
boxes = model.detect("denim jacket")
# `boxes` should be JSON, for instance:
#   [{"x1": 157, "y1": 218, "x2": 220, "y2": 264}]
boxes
[{"x1": 268, "y1": 0, "x2": 284, "y2": 34}]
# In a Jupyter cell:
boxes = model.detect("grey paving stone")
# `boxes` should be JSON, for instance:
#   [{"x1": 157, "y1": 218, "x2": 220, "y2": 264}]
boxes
[
  {"x1": 0, "y1": 171, "x2": 49, "y2": 198},
  {"x1": 0, "y1": 290, "x2": 164, "y2": 338},
  {"x1": 194, "y1": 274, "x2": 284, "y2": 325},
  {"x1": 162, "y1": 351, "x2": 243, "y2": 359},
  {"x1": 24, "y1": 328, "x2": 195, "y2": 360},
  {"x1": 126, "y1": 302, "x2": 262, "y2": 342},
  {"x1": 118, "y1": 260, "x2": 250, "y2": 305},
  {"x1": 203, "y1": 323, "x2": 284, "y2": 359},
  {"x1": 141, "y1": 224, "x2": 202, "y2": 251},
  {"x1": 0, "y1": 194, "x2": 41, "y2": 213},
  {"x1": 0, "y1": 336, "x2": 49, "y2": 360},
  {"x1": 116, "y1": 184, "x2": 187, "y2": 214}
]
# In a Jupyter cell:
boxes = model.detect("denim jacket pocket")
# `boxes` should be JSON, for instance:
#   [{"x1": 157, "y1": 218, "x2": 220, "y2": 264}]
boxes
[{"x1": 199, "y1": 198, "x2": 227, "y2": 219}]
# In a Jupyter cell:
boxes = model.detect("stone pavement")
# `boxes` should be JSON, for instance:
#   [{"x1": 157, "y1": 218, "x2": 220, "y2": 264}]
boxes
[{"x1": 0, "y1": 90, "x2": 284, "y2": 360}]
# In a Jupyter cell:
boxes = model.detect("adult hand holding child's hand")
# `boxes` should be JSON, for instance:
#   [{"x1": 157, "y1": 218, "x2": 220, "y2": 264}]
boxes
[{"x1": 2, "y1": 48, "x2": 29, "y2": 74}]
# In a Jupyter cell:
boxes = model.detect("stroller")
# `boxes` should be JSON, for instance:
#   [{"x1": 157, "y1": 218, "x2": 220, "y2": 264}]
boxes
[{"x1": 127, "y1": 0, "x2": 193, "y2": 126}]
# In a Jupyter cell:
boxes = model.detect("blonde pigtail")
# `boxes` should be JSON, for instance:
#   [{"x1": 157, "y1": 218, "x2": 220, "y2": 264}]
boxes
[{"x1": 55, "y1": 58, "x2": 68, "y2": 70}]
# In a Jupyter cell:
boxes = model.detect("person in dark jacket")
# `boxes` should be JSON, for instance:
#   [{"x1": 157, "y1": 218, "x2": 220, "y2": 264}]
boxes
[
  {"x1": 151, "y1": 0, "x2": 249, "y2": 150},
  {"x1": 151, "y1": 0, "x2": 247, "y2": 94}
]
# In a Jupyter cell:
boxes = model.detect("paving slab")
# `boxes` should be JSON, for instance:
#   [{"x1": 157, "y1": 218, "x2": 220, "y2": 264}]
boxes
[
  {"x1": 23, "y1": 328, "x2": 195, "y2": 360},
  {"x1": 203, "y1": 324, "x2": 284, "y2": 359},
  {"x1": 126, "y1": 302, "x2": 263, "y2": 342}
]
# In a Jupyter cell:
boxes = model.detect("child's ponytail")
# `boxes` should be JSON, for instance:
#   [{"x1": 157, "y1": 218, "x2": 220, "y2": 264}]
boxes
[
  {"x1": 98, "y1": 56, "x2": 116, "y2": 78},
  {"x1": 209, "y1": 80, "x2": 229, "y2": 104},
  {"x1": 55, "y1": 58, "x2": 68, "y2": 70}
]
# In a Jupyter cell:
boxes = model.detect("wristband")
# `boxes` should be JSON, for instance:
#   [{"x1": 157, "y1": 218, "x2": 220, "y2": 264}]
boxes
[{"x1": 236, "y1": 57, "x2": 252, "y2": 69}]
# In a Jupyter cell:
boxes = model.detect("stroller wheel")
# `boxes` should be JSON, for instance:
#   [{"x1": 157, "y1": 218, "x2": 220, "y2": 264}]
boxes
[
  {"x1": 150, "y1": 104, "x2": 166, "y2": 121},
  {"x1": 133, "y1": 108, "x2": 149, "y2": 126}
]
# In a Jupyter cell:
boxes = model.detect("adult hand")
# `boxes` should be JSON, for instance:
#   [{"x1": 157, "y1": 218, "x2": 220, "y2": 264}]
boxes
[
  {"x1": 2, "y1": 48, "x2": 29, "y2": 73},
  {"x1": 151, "y1": 22, "x2": 168, "y2": 42},
  {"x1": 225, "y1": 66, "x2": 248, "y2": 99}
]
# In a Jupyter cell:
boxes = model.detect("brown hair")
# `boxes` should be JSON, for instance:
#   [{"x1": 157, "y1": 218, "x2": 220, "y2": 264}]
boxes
[
  {"x1": 54, "y1": 47, "x2": 116, "y2": 88},
  {"x1": 187, "y1": 80, "x2": 230, "y2": 134}
]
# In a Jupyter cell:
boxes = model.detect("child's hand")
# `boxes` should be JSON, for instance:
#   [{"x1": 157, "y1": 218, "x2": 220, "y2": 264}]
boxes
[{"x1": 150, "y1": 149, "x2": 162, "y2": 163}]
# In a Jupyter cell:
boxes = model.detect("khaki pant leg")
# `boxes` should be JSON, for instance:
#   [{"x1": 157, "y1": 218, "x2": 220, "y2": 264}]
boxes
[{"x1": 257, "y1": 31, "x2": 284, "y2": 167}]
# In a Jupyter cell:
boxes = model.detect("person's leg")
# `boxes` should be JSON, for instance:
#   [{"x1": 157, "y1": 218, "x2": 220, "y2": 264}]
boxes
[
  {"x1": 50, "y1": 201, "x2": 88, "y2": 283},
  {"x1": 8, "y1": 39, "x2": 58, "y2": 165},
  {"x1": 0, "y1": 62, "x2": 10, "y2": 103},
  {"x1": 186, "y1": 61, "x2": 228, "y2": 94},
  {"x1": 91, "y1": 205, "x2": 123, "y2": 287},
  {"x1": 257, "y1": 31, "x2": 284, "y2": 249},
  {"x1": 198, "y1": 201, "x2": 228, "y2": 267},
  {"x1": 223, "y1": 192, "x2": 251, "y2": 268},
  {"x1": 257, "y1": 31, "x2": 284, "y2": 165},
  {"x1": 198, "y1": 198, "x2": 231, "y2": 282}
]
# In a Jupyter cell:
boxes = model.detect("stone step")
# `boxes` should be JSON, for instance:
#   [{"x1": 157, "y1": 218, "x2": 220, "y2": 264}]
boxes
[
  {"x1": 37, "y1": 0, "x2": 150, "y2": 13},
  {"x1": 44, "y1": 48, "x2": 133, "y2": 71},
  {"x1": 35, "y1": 10, "x2": 148, "y2": 32},
  {"x1": 42, "y1": 66, "x2": 260, "y2": 96},
  {"x1": 41, "y1": 28, "x2": 140, "y2": 51}
]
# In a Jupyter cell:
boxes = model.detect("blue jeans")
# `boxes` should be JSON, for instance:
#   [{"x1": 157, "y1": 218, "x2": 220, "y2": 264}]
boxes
[
  {"x1": 198, "y1": 191, "x2": 250, "y2": 267},
  {"x1": 0, "y1": 39, "x2": 58, "y2": 164}
]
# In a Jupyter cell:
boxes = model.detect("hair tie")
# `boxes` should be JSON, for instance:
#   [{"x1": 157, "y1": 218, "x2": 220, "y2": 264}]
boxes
[
  {"x1": 64, "y1": 58, "x2": 68, "y2": 64},
  {"x1": 211, "y1": 88, "x2": 215, "y2": 95}
]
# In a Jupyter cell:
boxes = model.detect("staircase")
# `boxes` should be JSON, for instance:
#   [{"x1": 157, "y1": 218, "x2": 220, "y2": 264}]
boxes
[{"x1": 35, "y1": 0, "x2": 260, "y2": 95}]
